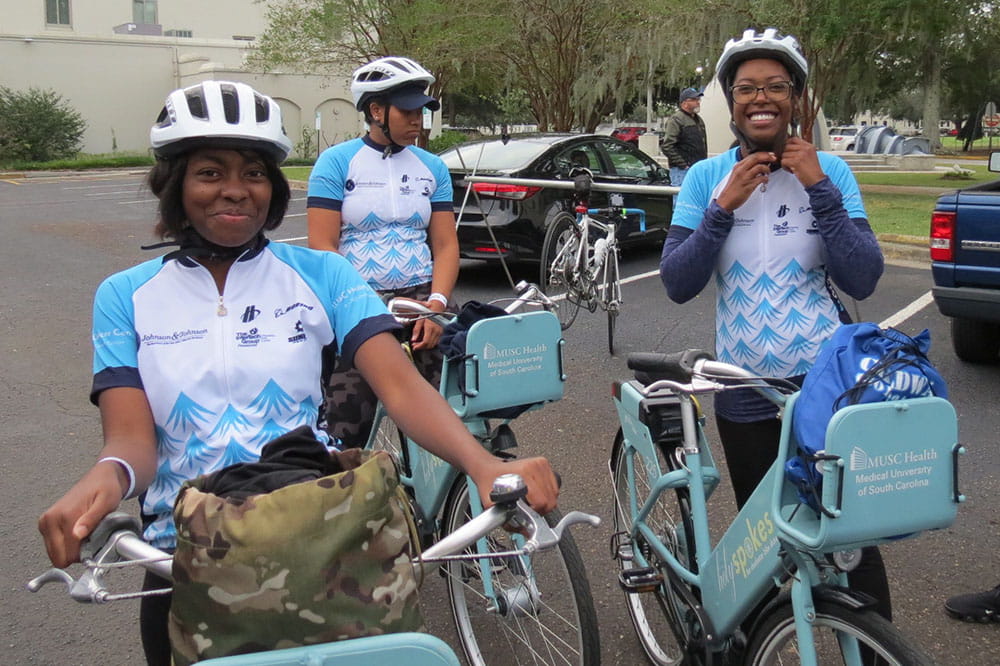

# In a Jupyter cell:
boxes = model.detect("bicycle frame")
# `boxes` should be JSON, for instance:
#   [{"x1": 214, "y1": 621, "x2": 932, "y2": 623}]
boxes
[{"x1": 612, "y1": 355, "x2": 962, "y2": 665}]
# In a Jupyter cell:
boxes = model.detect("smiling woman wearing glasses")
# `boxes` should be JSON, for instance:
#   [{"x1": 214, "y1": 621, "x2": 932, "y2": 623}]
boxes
[{"x1": 657, "y1": 26, "x2": 889, "y2": 627}]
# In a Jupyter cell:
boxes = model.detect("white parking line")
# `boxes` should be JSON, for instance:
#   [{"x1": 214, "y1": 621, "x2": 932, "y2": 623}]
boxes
[
  {"x1": 65, "y1": 182, "x2": 144, "y2": 190},
  {"x1": 87, "y1": 190, "x2": 147, "y2": 196},
  {"x1": 879, "y1": 290, "x2": 934, "y2": 329}
]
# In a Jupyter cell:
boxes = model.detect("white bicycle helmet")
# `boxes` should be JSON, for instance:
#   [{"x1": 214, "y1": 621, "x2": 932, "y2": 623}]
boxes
[
  {"x1": 150, "y1": 81, "x2": 292, "y2": 162},
  {"x1": 716, "y1": 28, "x2": 808, "y2": 96},
  {"x1": 351, "y1": 56, "x2": 436, "y2": 111}
]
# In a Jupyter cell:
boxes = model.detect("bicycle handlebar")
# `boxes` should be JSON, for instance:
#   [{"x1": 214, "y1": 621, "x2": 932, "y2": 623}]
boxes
[
  {"x1": 627, "y1": 350, "x2": 789, "y2": 408},
  {"x1": 27, "y1": 474, "x2": 600, "y2": 603},
  {"x1": 386, "y1": 281, "x2": 554, "y2": 327}
]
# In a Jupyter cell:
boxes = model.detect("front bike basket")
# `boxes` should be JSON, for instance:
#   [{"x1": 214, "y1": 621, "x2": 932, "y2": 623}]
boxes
[
  {"x1": 441, "y1": 310, "x2": 565, "y2": 419},
  {"x1": 774, "y1": 394, "x2": 964, "y2": 551}
]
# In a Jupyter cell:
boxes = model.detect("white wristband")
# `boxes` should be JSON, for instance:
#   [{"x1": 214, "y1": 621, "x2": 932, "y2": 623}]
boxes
[
  {"x1": 98, "y1": 456, "x2": 136, "y2": 500},
  {"x1": 428, "y1": 292, "x2": 449, "y2": 307}
]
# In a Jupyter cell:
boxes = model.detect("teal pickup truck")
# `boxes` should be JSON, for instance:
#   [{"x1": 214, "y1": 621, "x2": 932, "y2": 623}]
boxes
[{"x1": 931, "y1": 152, "x2": 1000, "y2": 362}]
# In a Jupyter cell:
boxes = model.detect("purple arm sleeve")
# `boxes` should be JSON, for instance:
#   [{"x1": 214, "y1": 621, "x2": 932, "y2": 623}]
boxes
[
  {"x1": 807, "y1": 177, "x2": 884, "y2": 299},
  {"x1": 659, "y1": 200, "x2": 734, "y2": 303}
]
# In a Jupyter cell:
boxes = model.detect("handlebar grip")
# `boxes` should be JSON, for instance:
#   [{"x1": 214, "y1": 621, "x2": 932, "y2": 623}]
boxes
[{"x1": 627, "y1": 349, "x2": 715, "y2": 384}]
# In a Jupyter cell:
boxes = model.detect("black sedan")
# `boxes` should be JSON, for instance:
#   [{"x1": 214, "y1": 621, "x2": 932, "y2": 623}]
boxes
[{"x1": 438, "y1": 134, "x2": 672, "y2": 264}]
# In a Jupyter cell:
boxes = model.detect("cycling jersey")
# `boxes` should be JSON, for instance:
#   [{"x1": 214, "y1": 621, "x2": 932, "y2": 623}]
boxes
[
  {"x1": 671, "y1": 147, "x2": 867, "y2": 380},
  {"x1": 91, "y1": 240, "x2": 397, "y2": 548},
  {"x1": 307, "y1": 135, "x2": 454, "y2": 291}
]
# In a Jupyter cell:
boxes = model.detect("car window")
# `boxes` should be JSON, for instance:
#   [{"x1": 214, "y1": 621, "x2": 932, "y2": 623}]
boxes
[
  {"x1": 554, "y1": 144, "x2": 604, "y2": 175},
  {"x1": 601, "y1": 140, "x2": 656, "y2": 179},
  {"x1": 439, "y1": 140, "x2": 549, "y2": 171}
]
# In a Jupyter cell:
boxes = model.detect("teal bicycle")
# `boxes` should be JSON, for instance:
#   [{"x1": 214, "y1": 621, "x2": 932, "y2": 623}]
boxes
[
  {"x1": 368, "y1": 281, "x2": 600, "y2": 666},
  {"x1": 28, "y1": 474, "x2": 600, "y2": 666},
  {"x1": 610, "y1": 349, "x2": 963, "y2": 665}
]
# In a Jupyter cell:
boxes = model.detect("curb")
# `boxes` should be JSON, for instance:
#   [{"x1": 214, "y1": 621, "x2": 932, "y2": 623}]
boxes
[{"x1": 878, "y1": 234, "x2": 928, "y2": 265}]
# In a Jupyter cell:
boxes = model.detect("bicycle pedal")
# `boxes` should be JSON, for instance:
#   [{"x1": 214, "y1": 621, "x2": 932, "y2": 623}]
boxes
[{"x1": 619, "y1": 567, "x2": 663, "y2": 593}]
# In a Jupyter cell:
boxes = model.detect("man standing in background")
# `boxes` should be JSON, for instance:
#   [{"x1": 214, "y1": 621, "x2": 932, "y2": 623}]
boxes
[{"x1": 660, "y1": 87, "x2": 708, "y2": 199}]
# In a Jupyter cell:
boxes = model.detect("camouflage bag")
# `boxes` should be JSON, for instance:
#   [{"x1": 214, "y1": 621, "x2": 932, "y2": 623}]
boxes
[{"x1": 168, "y1": 448, "x2": 422, "y2": 665}]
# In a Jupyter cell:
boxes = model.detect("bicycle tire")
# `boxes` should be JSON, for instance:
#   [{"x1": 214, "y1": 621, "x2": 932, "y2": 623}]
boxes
[
  {"x1": 746, "y1": 599, "x2": 935, "y2": 665},
  {"x1": 368, "y1": 405, "x2": 410, "y2": 477},
  {"x1": 540, "y1": 211, "x2": 582, "y2": 330},
  {"x1": 604, "y1": 247, "x2": 620, "y2": 355},
  {"x1": 442, "y1": 480, "x2": 600, "y2": 666},
  {"x1": 611, "y1": 430, "x2": 698, "y2": 666}
]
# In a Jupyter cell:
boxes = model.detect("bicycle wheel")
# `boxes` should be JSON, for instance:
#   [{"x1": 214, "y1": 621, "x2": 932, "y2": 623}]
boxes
[
  {"x1": 442, "y1": 480, "x2": 600, "y2": 666},
  {"x1": 611, "y1": 430, "x2": 697, "y2": 666},
  {"x1": 368, "y1": 404, "x2": 410, "y2": 477},
  {"x1": 603, "y1": 246, "x2": 620, "y2": 355},
  {"x1": 540, "y1": 211, "x2": 582, "y2": 330},
  {"x1": 746, "y1": 599, "x2": 935, "y2": 665}
]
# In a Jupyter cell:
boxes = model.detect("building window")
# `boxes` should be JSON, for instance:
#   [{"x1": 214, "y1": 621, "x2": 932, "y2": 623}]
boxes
[
  {"x1": 133, "y1": 0, "x2": 157, "y2": 25},
  {"x1": 165, "y1": 29, "x2": 192, "y2": 38},
  {"x1": 45, "y1": 0, "x2": 70, "y2": 25}
]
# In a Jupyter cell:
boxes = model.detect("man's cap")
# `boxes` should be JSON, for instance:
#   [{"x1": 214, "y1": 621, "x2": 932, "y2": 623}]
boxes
[
  {"x1": 388, "y1": 83, "x2": 440, "y2": 111},
  {"x1": 679, "y1": 87, "x2": 704, "y2": 103}
]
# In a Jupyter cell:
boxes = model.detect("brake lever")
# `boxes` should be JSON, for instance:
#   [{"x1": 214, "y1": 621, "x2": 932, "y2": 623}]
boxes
[{"x1": 512, "y1": 500, "x2": 600, "y2": 553}]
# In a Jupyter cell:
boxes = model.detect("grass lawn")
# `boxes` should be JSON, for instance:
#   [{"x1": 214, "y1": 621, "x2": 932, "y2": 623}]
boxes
[
  {"x1": 864, "y1": 191, "x2": 936, "y2": 237},
  {"x1": 855, "y1": 166, "x2": 995, "y2": 188},
  {"x1": 283, "y1": 166, "x2": 312, "y2": 181}
]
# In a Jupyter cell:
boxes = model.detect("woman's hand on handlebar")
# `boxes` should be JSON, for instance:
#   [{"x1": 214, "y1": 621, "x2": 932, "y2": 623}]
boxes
[
  {"x1": 410, "y1": 300, "x2": 444, "y2": 350},
  {"x1": 38, "y1": 464, "x2": 123, "y2": 568},
  {"x1": 473, "y1": 456, "x2": 560, "y2": 516}
]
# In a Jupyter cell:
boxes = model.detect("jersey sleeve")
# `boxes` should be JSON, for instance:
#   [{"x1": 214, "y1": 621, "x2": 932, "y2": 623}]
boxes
[
  {"x1": 307, "y1": 143, "x2": 352, "y2": 210},
  {"x1": 91, "y1": 271, "x2": 143, "y2": 403},
  {"x1": 671, "y1": 151, "x2": 733, "y2": 230},
  {"x1": 819, "y1": 152, "x2": 867, "y2": 220}
]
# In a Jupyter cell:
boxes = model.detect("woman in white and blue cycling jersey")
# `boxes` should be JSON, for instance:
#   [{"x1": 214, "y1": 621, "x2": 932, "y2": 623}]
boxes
[
  {"x1": 659, "y1": 29, "x2": 890, "y2": 621},
  {"x1": 307, "y1": 56, "x2": 459, "y2": 448},
  {"x1": 37, "y1": 81, "x2": 557, "y2": 666}
]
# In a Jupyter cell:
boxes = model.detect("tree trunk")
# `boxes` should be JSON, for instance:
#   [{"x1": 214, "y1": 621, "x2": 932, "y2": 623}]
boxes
[{"x1": 921, "y1": 49, "x2": 942, "y2": 152}]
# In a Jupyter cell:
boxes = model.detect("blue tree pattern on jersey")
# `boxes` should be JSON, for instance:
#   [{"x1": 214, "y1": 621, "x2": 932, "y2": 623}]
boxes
[
  {"x1": 728, "y1": 287, "x2": 754, "y2": 310},
  {"x1": 381, "y1": 245, "x2": 407, "y2": 263},
  {"x1": 360, "y1": 257, "x2": 386, "y2": 275},
  {"x1": 249, "y1": 379, "x2": 295, "y2": 418},
  {"x1": 749, "y1": 273, "x2": 782, "y2": 298},
  {"x1": 147, "y1": 458, "x2": 185, "y2": 508},
  {"x1": 804, "y1": 289, "x2": 826, "y2": 311},
  {"x1": 718, "y1": 297, "x2": 732, "y2": 319},
  {"x1": 156, "y1": 425, "x2": 183, "y2": 457},
  {"x1": 732, "y1": 339, "x2": 757, "y2": 361},
  {"x1": 752, "y1": 325, "x2": 787, "y2": 348},
  {"x1": 403, "y1": 255, "x2": 425, "y2": 274},
  {"x1": 383, "y1": 266, "x2": 410, "y2": 285},
  {"x1": 210, "y1": 404, "x2": 253, "y2": 439},
  {"x1": 792, "y1": 358, "x2": 814, "y2": 375},
  {"x1": 776, "y1": 258, "x2": 806, "y2": 282},
  {"x1": 354, "y1": 212, "x2": 384, "y2": 231},
  {"x1": 250, "y1": 418, "x2": 288, "y2": 448},
  {"x1": 178, "y1": 432, "x2": 216, "y2": 472},
  {"x1": 759, "y1": 351, "x2": 787, "y2": 375},
  {"x1": 166, "y1": 392, "x2": 214, "y2": 431},
  {"x1": 750, "y1": 300, "x2": 782, "y2": 323},
  {"x1": 382, "y1": 228, "x2": 406, "y2": 244},
  {"x1": 725, "y1": 260, "x2": 754, "y2": 284},
  {"x1": 730, "y1": 313, "x2": 754, "y2": 335},
  {"x1": 779, "y1": 308, "x2": 811, "y2": 331},
  {"x1": 295, "y1": 396, "x2": 320, "y2": 425},
  {"x1": 718, "y1": 321, "x2": 733, "y2": 344},
  {"x1": 359, "y1": 239, "x2": 383, "y2": 257},
  {"x1": 778, "y1": 284, "x2": 805, "y2": 307},
  {"x1": 784, "y1": 334, "x2": 816, "y2": 355},
  {"x1": 220, "y1": 436, "x2": 258, "y2": 467},
  {"x1": 809, "y1": 314, "x2": 838, "y2": 337}
]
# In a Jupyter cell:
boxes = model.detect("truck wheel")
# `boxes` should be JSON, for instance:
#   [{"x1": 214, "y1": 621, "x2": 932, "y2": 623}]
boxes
[{"x1": 951, "y1": 317, "x2": 1000, "y2": 363}]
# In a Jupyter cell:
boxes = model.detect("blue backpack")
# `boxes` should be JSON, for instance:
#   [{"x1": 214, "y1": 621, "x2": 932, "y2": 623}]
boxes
[{"x1": 786, "y1": 323, "x2": 949, "y2": 511}]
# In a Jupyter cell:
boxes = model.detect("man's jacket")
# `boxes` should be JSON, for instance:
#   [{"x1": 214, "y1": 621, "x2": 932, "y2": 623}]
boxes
[{"x1": 660, "y1": 110, "x2": 707, "y2": 169}]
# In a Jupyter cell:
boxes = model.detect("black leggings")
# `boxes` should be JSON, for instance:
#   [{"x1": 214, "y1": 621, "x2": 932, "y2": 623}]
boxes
[
  {"x1": 716, "y1": 414, "x2": 893, "y2": 622},
  {"x1": 140, "y1": 570, "x2": 172, "y2": 666}
]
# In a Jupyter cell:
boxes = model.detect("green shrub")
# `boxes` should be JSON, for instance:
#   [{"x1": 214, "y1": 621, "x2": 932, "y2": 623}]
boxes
[
  {"x1": 0, "y1": 87, "x2": 87, "y2": 163},
  {"x1": 429, "y1": 130, "x2": 474, "y2": 154}
]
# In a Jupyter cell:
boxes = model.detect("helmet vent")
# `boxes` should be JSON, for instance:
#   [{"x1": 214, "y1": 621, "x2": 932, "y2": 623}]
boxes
[
  {"x1": 254, "y1": 94, "x2": 270, "y2": 122},
  {"x1": 185, "y1": 89, "x2": 207, "y2": 120},
  {"x1": 356, "y1": 70, "x2": 386, "y2": 82},
  {"x1": 219, "y1": 83, "x2": 240, "y2": 124}
]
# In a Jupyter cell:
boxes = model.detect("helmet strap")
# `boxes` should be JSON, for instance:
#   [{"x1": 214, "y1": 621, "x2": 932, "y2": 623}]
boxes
[{"x1": 142, "y1": 227, "x2": 265, "y2": 263}]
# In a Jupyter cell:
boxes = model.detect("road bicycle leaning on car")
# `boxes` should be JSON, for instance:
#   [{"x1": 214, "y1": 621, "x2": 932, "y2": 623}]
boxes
[
  {"x1": 28, "y1": 474, "x2": 599, "y2": 666},
  {"x1": 610, "y1": 349, "x2": 964, "y2": 665},
  {"x1": 539, "y1": 167, "x2": 646, "y2": 355},
  {"x1": 368, "y1": 280, "x2": 600, "y2": 666}
]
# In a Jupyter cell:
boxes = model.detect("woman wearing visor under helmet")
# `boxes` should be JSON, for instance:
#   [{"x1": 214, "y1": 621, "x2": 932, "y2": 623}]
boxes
[
  {"x1": 308, "y1": 56, "x2": 459, "y2": 448},
  {"x1": 38, "y1": 81, "x2": 557, "y2": 665},
  {"x1": 659, "y1": 29, "x2": 890, "y2": 620}
]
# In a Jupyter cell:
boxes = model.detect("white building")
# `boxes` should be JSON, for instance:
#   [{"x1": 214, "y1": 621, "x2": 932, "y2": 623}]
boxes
[{"x1": 0, "y1": 1, "x2": 369, "y2": 158}]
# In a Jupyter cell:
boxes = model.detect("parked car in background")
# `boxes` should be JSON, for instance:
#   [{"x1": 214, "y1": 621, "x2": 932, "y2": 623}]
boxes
[
  {"x1": 931, "y1": 151, "x2": 1000, "y2": 363},
  {"x1": 438, "y1": 134, "x2": 672, "y2": 264},
  {"x1": 828, "y1": 126, "x2": 859, "y2": 151},
  {"x1": 610, "y1": 126, "x2": 646, "y2": 145}
]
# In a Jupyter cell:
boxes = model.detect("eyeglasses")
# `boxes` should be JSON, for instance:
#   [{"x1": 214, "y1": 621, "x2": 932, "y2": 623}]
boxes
[{"x1": 730, "y1": 81, "x2": 794, "y2": 104}]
